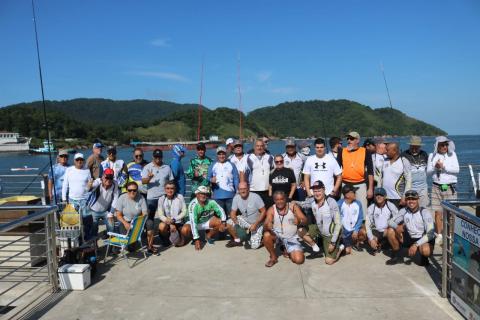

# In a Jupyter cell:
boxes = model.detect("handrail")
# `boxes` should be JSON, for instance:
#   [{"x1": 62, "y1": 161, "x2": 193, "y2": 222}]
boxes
[
  {"x1": 441, "y1": 200, "x2": 480, "y2": 226},
  {"x1": 0, "y1": 205, "x2": 57, "y2": 233}
]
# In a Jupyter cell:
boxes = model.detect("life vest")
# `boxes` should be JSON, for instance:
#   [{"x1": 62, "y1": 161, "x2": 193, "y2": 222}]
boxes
[{"x1": 342, "y1": 147, "x2": 366, "y2": 183}]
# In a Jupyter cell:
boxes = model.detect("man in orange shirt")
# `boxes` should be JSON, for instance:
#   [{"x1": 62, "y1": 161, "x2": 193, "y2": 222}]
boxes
[{"x1": 336, "y1": 131, "x2": 374, "y2": 215}]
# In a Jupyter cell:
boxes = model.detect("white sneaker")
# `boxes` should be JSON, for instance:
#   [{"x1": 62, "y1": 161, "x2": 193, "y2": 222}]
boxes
[
  {"x1": 312, "y1": 243, "x2": 320, "y2": 253},
  {"x1": 339, "y1": 244, "x2": 345, "y2": 252}
]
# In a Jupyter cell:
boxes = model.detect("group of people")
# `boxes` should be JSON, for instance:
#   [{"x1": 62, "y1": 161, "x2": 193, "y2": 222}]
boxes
[{"x1": 48, "y1": 132, "x2": 460, "y2": 266}]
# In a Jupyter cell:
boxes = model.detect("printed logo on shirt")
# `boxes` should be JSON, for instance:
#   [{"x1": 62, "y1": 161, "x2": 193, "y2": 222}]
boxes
[
  {"x1": 272, "y1": 176, "x2": 289, "y2": 184},
  {"x1": 314, "y1": 162, "x2": 327, "y2": 170}
]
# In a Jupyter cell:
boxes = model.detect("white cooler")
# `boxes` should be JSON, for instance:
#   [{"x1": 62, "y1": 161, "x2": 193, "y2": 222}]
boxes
[{"x1": 58, "y1": 264, "x2": 91, "y2": 290}]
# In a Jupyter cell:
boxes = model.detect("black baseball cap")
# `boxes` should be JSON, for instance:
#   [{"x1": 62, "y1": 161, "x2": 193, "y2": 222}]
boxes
[
  {"x1": 153, "y1": 149, "x2": 163, "y2": 158},
  {"x1": 374, "y1": 187, "x2": 387, "y2": 197},
  {"x1": 107, "y1": 146, "x2": 117, "y2": 154},
  {"x1": 405, "y1": 190, "x2": 419, "y2": 199},
  {"x1": 342, "y1": 184, "x2": 358, "y2": 195},
  {"x1": 196, "y1": 142, "x2": 206, "y2": 151},
  {"x1": 311, "y1": 180, "x2": 325, "y2": 190}
]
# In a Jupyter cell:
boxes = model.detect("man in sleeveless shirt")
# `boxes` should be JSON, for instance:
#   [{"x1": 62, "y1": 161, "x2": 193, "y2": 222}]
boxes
[{"x1": 263, "y1": 191, "x2": 308, "y2": 267}]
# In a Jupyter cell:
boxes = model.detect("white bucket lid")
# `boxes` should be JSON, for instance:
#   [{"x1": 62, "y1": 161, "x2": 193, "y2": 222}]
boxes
[{"x1": 58, "y1": 264, "x2": 90, "y2": 273}]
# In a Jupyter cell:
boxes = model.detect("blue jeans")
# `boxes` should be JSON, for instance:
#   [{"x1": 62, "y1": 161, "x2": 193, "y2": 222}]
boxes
[
  {"x1": 214, "y1": 198, "x2": 233, "y2": 218},
  {"x1": 147, "y1": 198, "x2": 159, "y2": 220},
  {"x1": 85, "y1": 209, "x2": 114, "y2": 237}
]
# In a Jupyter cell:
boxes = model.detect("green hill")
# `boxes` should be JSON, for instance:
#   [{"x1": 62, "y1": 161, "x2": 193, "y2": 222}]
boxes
[
  {"x1": 0, "y1": 98, "x2": 446, "y2": 144},
  {"x1": 247, "y1": 99, "x2": 446, "y2": 137}
]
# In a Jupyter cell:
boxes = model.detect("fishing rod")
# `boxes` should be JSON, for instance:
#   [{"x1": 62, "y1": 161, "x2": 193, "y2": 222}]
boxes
[
  {"x1": 197, "y1": 57, "x2": 205, "y2": 141},
  {"x1": 380, "y1": 62, "x2": 393, "y2": 109},
  {"x1": 31, "y1": 0, "x2": 57, "y2": 204},
  {"x1": 237, "y1": 55, "x2": 243, "y2": 140}
]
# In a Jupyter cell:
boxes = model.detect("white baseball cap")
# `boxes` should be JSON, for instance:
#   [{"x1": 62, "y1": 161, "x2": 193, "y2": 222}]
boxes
[
  {"x1": 225, "y1": 138, "x2": 234, "y2": 146},
  {"x1": 74, "y1": 153, "x2": 84, "y2": 160}
]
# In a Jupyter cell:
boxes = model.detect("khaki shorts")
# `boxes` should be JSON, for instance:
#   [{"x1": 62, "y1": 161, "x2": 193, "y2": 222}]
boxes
[
  {"x1": 431, "y1": 183, "x2": 456, "y2": 211},
  {"x1": 321, "y1": 235, "x2": 340, "y2": 259}
]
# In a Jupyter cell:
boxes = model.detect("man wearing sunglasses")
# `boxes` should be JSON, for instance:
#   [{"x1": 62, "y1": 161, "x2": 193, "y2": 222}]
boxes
[
  {"x1": 141, "y1": 149, "x2": 174, "y2": 250},
  {"x1": 48, "y1": 149, "x2": 69, "y2": 204},
  {"x1": 86, "y1": 142, "x2": 104, "y2": 179},
  {"x1": 84, "y1": 168, "x2": 119, "y2": 239},
  {"x1": 336, "y1": 131, "x2": 374, "y2": 216},
  {"x1": 125, "y1": 147, "x2": 148, "y2": 195},
  {"x1": 385, "y1": 190, "x2": 434, "y2": 266},
  {"x1": 427, "y1": 136, "x2": 459, "y2": 245},
  {"x1": 101, "y1": 146, "x2": 127, "y2": 187}
]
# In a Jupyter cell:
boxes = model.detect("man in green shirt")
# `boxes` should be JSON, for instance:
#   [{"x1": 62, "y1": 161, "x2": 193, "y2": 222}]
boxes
[
  {"x1": 186, "y1": 142, "x2": 213, "y2": 200},
  {"x1": 181, "y1": 186, "x2": 226, "y2": 250}
]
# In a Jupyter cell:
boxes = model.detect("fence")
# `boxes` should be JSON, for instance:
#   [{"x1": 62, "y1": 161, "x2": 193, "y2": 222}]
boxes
[
  {"x1": 441, "y1": 200, "x2": 480, "y2": 319},
  {"x1": 0, "y1": 205, "x2": 58, "y2": 319}
]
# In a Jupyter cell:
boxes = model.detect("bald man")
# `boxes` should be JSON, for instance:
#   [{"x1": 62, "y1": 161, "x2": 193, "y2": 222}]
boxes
[
  {"x1": 225, "y1": 182, "x2": 267, "y2": 249},
  {"x1": 380, "y1": 142, "x2": 412, "y2": 208}
]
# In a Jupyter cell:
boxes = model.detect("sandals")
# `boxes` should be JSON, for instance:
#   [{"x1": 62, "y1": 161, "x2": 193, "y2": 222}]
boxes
[
  {"x1": 148, "y1": 246, "x2": 158, "y2": 254},
  {"x1": 265, "y1": 258, "x2": 278, "y2": 268}
]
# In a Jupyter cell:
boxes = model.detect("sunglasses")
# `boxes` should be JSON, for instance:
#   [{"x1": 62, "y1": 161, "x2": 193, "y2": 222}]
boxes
[
  {"x1": 347, "y1": 137, "x2": 356, "y2": 141},
  {"x1": 275, "y1": 160, "x2": 284, "y2": 164},
  {"x1": 59, "y1": 155, "x2": 68, "y2": 158},
  {"x1": 127, "y1": 189, "x2": 138, "y2": 193},
  {"x1": 405, "y1": 197, "x2": 418, "y2": 201},
  {"x1": 75, "y1": 158, "x2": 84, "y2": 161},
  {"x1": 134, "y1": 154, "x2": 143, "y2": 158},
  {"x1": 439, "y1": 143, "x2": 449, "y2": 147},
  {"x1": 104, "y1": 176, "x2": 113, "y2": 180}
]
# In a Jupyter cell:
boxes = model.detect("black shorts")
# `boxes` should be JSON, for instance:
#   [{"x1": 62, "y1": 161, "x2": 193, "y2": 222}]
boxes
[
  {"x1": 373, "y1": 229, "x2": 386, "y2": 241},
  {"x1": 402, "y1": 230, "x2": 434, "y2": 248}
]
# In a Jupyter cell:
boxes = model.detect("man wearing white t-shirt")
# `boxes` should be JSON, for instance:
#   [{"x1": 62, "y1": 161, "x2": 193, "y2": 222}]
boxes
[
  {"x1": 245, "y1": 138, "x2": 274, "y2": 205},
  {"x1": 303, "y1": 138, "x2": 342, "y2": 197},
  {"x1": 228, "y1": 140, "x2": 248, "y2": 182},
  {"x1": 62, "y1": 153, "x2": 92, "y2": 222}
]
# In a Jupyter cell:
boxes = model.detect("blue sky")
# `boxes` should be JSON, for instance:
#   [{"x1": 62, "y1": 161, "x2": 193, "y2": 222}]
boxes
[{"x1": 1, "y1": 0, "x2": 479, "y2": 134}]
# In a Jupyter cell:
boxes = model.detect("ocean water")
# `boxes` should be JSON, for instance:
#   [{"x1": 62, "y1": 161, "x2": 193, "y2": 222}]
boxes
[{"x1": 0, "y1": 135, "x2": 479, "y2": 199}]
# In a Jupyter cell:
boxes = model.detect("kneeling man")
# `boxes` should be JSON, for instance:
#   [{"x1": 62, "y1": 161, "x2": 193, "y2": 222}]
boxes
[{"x1": 385, "y1": 190, "x2": 434, "y2": 266}]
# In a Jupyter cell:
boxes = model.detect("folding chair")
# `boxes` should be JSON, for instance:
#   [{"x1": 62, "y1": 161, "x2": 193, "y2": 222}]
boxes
[{"x1": 103, "y1": 215, "x2": 147, "y2": 268}]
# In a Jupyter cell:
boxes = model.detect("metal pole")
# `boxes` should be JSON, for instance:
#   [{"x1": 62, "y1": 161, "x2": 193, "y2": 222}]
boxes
[
  {"x1": 45, "y1": 211, "x2": 59, "y2": 292},
  {"x1": 441, "y1": 208, "x2": 449, "y2": 298},
  {"x1": 42, "y1": 174, "x2": 50, "y2": 205}
]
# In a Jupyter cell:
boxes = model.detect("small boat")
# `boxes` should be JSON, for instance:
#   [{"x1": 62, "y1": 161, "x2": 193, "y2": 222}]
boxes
[
  {"x1": 11, "y1": 166, "x2": 39, "y2": 172},
  {"x1": 0, "y1": 132, "x2": 31, "y2": 152},
  {"x1": 30, "y1": 140, "x2": 56, "y2": 154}
]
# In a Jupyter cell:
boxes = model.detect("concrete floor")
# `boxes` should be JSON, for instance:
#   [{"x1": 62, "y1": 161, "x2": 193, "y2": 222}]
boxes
[{"x1": 31, "y1": 239, "x2": 462, "y2": 320}]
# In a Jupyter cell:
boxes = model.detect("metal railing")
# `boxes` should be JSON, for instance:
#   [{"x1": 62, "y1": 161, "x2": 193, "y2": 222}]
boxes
[
  {"x1": 440, "y1": 200, "x2": 480, "y2": 318},
  {"x1": 0, "y1": 174, "x2": 49, "y2": 203},
  {"x1": 0, "y1": 204, "x2": 58, "y2": 318}
]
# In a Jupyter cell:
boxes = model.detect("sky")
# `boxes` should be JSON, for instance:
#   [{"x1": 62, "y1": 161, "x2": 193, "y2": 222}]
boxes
[{"x1": 0, "y1": 0, "x2": 479, "y2": 134}]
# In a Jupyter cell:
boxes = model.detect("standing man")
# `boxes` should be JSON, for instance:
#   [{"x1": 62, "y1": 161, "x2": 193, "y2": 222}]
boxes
[
  {"x1": 170, "y1": 144, "x2": 187, "y2": 196},
  {"x1": 380, "y1": 142, "x2": 412, "y2": 208},
  {"x1": 85, "y1": 168, "x2": 119, "y2": 239},
  {"x1": 402, "y1": 136, "x2": 429, "y2": 208},
  {"x1": 427, "y1": 136, "x2": 459, "y2": 244},
  {"x1": 125, "y1": 147, "x2": 148, "y2": 195},
  {"x1": 101, "y1": 146, "x2": 127, "y2": 187},
  {"x1": 48, "y1": 150, "x2": 69, "y2": 204},
  {"x1": 186, "y1": 142, "x2": 213, "y2": 200},
  {"x1": 283, "y1": 139, "x2": 306, "y2": 200},
  {"x1": 141, "y1": 149, "x2": 174, "y2": 244},
  {"x1": 337, "y1": 131, "x2": 374, "y2": 215},
  {"x1": 86, "y1": 142, "x2": 104, "y2": 179},
  {"x1": 245, "y1": 138, "x2": 274, "y2": 205},
  {"x1": 303, "y1": 138, "x2": 342, "y2": 198},
  {"x1": 269, "y1": 155, "x2": 297, "y2": 204},
  {"x1": 208, "y1": 146, "x2": 239, "y2": 215},
  {"x1": 329, "y1": 137, "x2": 342, "y2": 161},
  {"x1": 372, "y1": 138, "x2": 387, "y2": 187},
  {"x1": 62, "y1": 153, "x2": 92, "y2": 224},
  {"x1": 225, "y1": 137, "x2": 235, "y2": 156},
  {"x1": 229, "y1": 140, "x2": 248, "y2": 182}
]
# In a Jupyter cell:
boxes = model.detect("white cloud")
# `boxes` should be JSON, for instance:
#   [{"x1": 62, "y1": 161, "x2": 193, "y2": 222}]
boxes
[
  {"x1": 131, "y1": 71, "x2": 189, "y2": 82},
  {"x1": 256, "y1": 71, "x2": 272, "y2": 83},
  {"x1": 150, "y1": 38, "x2": 171, "y2": 47}
]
